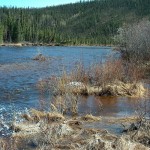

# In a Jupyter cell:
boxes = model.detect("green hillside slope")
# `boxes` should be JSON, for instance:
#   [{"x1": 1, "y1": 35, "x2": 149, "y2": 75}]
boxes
[{"x1": 0, "y1": 0, "x2": 150, "y2": 45}]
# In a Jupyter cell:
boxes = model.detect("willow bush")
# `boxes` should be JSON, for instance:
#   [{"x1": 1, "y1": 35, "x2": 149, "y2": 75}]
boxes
[{"x1": 115, "y1": 20, "x2": 150, "y2": 62}]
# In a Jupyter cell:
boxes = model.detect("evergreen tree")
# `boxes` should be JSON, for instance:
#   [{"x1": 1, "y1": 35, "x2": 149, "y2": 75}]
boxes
[
  {"x1": 0, "y1": 25, "x2": 3, "y2": 44},
  {"x1": 0, "y1": 0, "x2": 149, "y2": 45}
]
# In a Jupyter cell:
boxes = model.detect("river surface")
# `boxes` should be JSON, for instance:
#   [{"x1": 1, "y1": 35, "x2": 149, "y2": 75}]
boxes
[{"x1": 0, "y1": 46, "x2": 147, "y2": 136}]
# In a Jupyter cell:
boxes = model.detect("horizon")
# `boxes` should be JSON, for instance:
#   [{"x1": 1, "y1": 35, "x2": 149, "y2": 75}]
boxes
[{"x1": 0, "y1": 0, "x2": 81, "y2": 8}]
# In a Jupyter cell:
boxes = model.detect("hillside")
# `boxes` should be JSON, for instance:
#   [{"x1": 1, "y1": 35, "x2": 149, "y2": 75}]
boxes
[{"x1": 0, "y1": 0, "x2": 150, "y2": 45}]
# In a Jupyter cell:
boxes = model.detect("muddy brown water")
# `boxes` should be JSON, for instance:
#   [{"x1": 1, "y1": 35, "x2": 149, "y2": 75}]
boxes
[{"x1": 79, "y1": 95, "x2": 149, "y2": 117}]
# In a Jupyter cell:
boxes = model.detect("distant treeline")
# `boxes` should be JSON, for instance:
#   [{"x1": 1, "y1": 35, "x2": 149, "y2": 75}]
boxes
[{"x1": 0, "y1": 0, "x2": 150, "y2": 45}]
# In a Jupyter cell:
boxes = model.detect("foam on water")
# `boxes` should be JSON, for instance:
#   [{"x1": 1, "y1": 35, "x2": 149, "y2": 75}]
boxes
[{"x1": 0, "y1": 103, "x2": 30, "y2": 137}]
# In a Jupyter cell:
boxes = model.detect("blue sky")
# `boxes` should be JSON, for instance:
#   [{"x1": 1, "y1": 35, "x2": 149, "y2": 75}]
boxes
[{"x1": 0, "y1": 0, "x2": 80, "y2": 8}]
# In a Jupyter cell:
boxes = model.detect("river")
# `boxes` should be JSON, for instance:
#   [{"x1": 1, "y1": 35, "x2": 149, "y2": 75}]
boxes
[{"x1": 0, "y1": 46, "x2": 147, "y2": 136}]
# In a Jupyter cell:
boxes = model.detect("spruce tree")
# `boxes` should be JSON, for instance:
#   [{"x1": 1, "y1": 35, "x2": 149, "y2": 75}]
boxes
[{"x1": 0, "y1": 25, "x2": 3, "y2": 44}]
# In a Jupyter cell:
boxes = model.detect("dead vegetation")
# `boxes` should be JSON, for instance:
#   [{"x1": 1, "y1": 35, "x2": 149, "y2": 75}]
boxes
[
  {"x1": 108, "y1": 116, "x2": 139, "y2": 124},
  {"x1": 51, "y1": 93, "x2": 79, "y2": 115},
  {"x1": 99, "y1": 80, "x2": 145, "y2": 97},
  {"x1": 122, "y1": 118, "x2": 150, "y2": 148},
  {"x1": 115, "y1": 19, "x2": 150, "y2": 62},
  {"x1": 80, "y1": 114, "x2": 101, "y2": 122},
  {"x1": 123, "y1": 99, "x2": 150, "y2": 148},
  {"x1": 3, "y1": 110, "x2": 149, "y2": 150},
  {"x1": 0, "y1": 139, "x2": 7, "y2": 150},
  {"x1": 33, "y1": 54, "x2": 47, "y2": 61},
  {"x1": 22, "y1": 109, "x2": 65, "y2": 123},
  {"x1": 0, "y1": 138, "x2": 19, "y2": 150},
  {"x1": 41, "y1": 59, "x2": 146, "y2": 97},
  {"x1": 107, "y1": 98, "x2": 150, "y2": 148}
]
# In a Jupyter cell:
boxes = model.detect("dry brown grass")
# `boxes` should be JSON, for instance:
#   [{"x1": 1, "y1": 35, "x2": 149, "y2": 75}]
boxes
[
  {"x1": 45, "y1": 58, "x2": 145, "y2": 97},
  {"x1": 52, "y1": 80, "x2": 145, "y2": 97},
  {"x1": 22, "y1": 109, "x2": 65, "y2": 123},
  {"x1": 52, "y1": 93, "x2": 78, "y2": 115},
  {"x1": 8, "y1": 111, "x2": 150, "y2": 150},
  {"x1": 67, "y1": 120, "x2": 82, "y2": 130},
  {"x1": 99, "y1": 81, "x2": 145, "y2": 97},
  {"x1": 80, "y1": 114, "x2": 101, "y2": 122},
  {"x1": 108, "y1": 116, "x2": 139, "y2": 124},
  {"x1": 0, "y1": 137, "x2": 23, "y2": 150},
  {"x1": 0, "y1": 139, "x2": 8, "y2": 150},
  {"x1": 46, "y1": 112, "x2": 65, "y2": 122}
]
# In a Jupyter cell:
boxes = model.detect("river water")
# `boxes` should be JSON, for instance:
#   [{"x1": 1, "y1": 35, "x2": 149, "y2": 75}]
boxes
[{"x1": 0, "y1": 46, "x2": 147, "y2": 136}]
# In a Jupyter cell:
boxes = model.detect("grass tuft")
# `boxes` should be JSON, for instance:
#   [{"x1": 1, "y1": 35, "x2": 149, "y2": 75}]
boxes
[{"x1": 81, "y1": 114, "x2": 101, "y2": 122}]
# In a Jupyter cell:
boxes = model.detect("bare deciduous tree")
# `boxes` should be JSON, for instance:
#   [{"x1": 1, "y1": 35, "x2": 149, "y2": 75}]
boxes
[{"x1": 115, "y1": 19, "x2": 150, "y2": 62}]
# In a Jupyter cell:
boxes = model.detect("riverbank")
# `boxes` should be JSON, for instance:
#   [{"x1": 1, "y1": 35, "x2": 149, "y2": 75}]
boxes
[
  {"x1": 0, "y1": 43, "x2": 60, "y2": 47},
  {"x1": 1, "y1": 110, "x2": 149, "y2": 150},
  {"x1": 0, "y1": 42, "x2": 114, "y2": 47}
]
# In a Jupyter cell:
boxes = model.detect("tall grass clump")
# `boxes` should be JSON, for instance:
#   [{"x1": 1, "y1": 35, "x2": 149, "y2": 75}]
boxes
[
  {"x1": 45, "y1": 58, "x2": 145, "y2": 97},
  {"x1": 52, "y1": 93, "x2": 78, "y2": 115}
]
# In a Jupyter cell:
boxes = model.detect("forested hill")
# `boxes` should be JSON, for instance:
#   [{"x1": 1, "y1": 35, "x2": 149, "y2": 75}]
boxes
[{"x1": 0, "y1": 0, "x2": 150, "y2": 45}]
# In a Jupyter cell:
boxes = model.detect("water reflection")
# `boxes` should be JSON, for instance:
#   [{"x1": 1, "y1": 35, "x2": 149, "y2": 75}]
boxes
[{"x1": 78, "y1": 95, "x2": 150, "y2": 117}]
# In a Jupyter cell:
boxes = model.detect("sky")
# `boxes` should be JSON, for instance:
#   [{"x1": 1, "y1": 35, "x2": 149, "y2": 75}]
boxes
[{"x1": 0, "y1": 0, "x2": 80, "y2": 8}]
